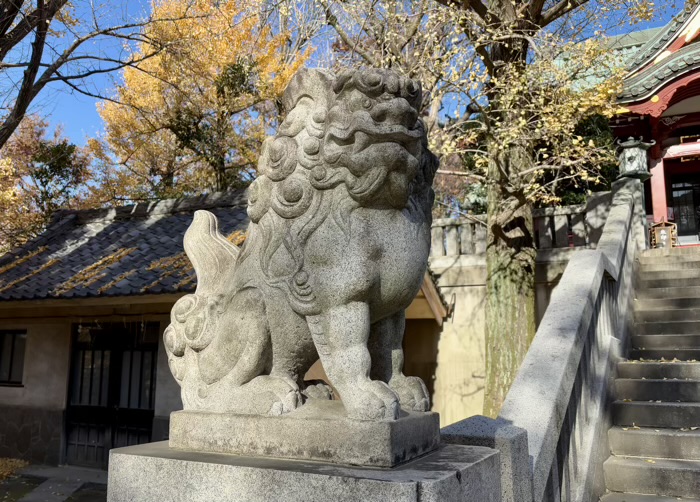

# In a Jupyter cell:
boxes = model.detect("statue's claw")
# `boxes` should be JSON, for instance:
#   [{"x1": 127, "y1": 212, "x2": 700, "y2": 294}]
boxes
[
  {"x1": 389, "y1": 375, "x2": 430, "y2": 412},
  {"x1": 302, "y1": 380, "x2": 334, "y2": 401},
  {"x1": 249, "y1": 375, "x2": 303, "y2": 416},
  {"x1": 344, "y1": 379, "x2": 399, "y2": 421}
]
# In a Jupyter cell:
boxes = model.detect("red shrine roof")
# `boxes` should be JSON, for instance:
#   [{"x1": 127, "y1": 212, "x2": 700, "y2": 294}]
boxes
[{"x1": 619, "y1": 4, "x2": 700, "y2": 116}]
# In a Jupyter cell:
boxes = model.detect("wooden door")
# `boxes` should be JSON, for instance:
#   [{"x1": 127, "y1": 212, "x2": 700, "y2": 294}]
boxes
[{"x1": 65, "y1": 321, "x2": 159, "y2": 468}]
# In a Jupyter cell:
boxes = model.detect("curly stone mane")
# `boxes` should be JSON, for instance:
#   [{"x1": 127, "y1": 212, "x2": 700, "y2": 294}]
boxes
[{"x1": 237, "y1": 69, "x2": 436, "y2": 316}]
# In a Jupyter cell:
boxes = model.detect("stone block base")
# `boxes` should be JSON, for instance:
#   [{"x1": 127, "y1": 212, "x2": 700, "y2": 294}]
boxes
[
  {"x1": 169, "y1": 401, "x2": 440, "y2": 467},
  {"x1": 107, "y1": 441, "x2": 500, "y2": 502}
]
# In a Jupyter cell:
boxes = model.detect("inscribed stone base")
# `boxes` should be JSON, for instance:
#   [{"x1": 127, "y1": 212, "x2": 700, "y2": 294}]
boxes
[
  {"x1": 107, "y1": 441, "x2": 500, "y2": 502},
  {"x1": 168, "y1": 400, "x2": 440, "y2": 467}
]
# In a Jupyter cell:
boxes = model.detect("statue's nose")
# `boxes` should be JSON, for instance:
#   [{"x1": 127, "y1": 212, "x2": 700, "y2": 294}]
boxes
[{"x1": 369, "y1": 98, "x2": 418, "y2": 128}]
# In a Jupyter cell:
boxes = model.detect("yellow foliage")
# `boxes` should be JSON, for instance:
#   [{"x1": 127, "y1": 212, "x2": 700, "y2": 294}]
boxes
[
  {"x1": 0, "y1": 458, "x2": 28, "y2": 482},
  {"x1": 97, "y1": 0, "x2": 310, "y2": 199},
  {"x1": 0, "y1": 258, "x2": 61, "y2": 294},
  {"x1": 53, "y1": 247, "x2": 138, "y2": 295}
]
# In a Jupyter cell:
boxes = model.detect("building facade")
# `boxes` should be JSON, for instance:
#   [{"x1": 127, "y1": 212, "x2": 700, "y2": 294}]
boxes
[
  {"x1": 613, "y1": 4, "x2": 700, "y2": 243},
  {"x1": 0, "y1": 190, "x2": 448, "y2": 467}
]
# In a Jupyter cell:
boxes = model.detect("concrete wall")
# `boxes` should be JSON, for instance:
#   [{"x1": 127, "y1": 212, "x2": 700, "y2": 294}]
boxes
[
  {"x1": 153, "y1": 320, "x2": 183, "y2": 440},
  {"x1": 430, "y1": 251, "x2": 573, "y2": 426},
  {"x1": 0, "y1": 308, "x2": 172, "y2": 465},
  {"x1": 0, "y1": 322, "x2": 71, "y2": 464},
  {"x1": 0, "y1": 322, "x2": 72, "y2": 408}
]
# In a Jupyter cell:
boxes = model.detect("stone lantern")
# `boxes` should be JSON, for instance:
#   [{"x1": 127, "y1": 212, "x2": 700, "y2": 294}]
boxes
[{"x1": 617, "y1": 137, "x2": 655, "y2": 180}]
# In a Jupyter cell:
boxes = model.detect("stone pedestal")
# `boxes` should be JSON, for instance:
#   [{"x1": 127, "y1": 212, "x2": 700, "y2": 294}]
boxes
[
  {"x1": 169, "y1": 401, "x2": 440, "y2": 467},
  {"x1": 107, "y1": 441, "x2": 500, "y2": 502}
]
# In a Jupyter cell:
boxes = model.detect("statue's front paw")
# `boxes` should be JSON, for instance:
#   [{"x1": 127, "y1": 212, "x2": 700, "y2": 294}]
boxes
[
  {"x1": 302, "y1": 380, "x2": 334, "y2": 400},
  {"x1": 390, "y1": 375, "x2": 430, "y2": 412},
  {"x1": 345, "y1": 379, "x2": 399, "y2": 421},
  {"x1": 254, "y1": 375, "x2": 303, "y2": 416}
]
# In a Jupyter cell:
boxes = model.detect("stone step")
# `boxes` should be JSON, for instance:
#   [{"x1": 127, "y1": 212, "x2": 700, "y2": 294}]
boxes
[
  {"x1": 635, "y1": 320, "x2": 700, "y2": 335},
  {"x1": 615, "y1": 379, "x2": 700, "y2": 402},
  {"x1": 640, "y1": 269, "x2": 700, "y2": 282},
  {"x1": 632, "y1": 335, "x2": 700, "y2": 349},
  {"x1": 636, "y1": 296, "x2": 700, "y2": 310},
  {"x1": 640, "y1": 247, "x2": 700, "y2": 262},
  {"x1": 613, "y1": 401, "x2": 700, "y2": 428},
  {"x1": 639, "y1": 276, "x2": 700, "y2": 289},
  {"x1": 609, "y1": 426, "x2": 700, "y2": 460},
  {"x1": 635, "y1": 308, "x2": 700, "y2": 323},
  {"x1": 618, "y1": 361, "x2": 700, "y2": 379},
  {"x1": 604, "y1": 456, "x2": 700, "y2": 499},
  {"x1": 640, "y1": 258, "x2": 700, "y2": 271},
  {"x1": 637, "y1": 286, "x2": 700, "y2": 300},
  {"x1": 630, "y1": 349, "x2": 700, "y2": 361},
  {"x1": 601, "y1": 493, "x2": 700, "y2": 502}
]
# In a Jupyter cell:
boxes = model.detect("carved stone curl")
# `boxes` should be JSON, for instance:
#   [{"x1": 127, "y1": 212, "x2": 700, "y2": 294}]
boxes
[{"x1": 163, "y1": 69, "x2": 438, "y2": 421}]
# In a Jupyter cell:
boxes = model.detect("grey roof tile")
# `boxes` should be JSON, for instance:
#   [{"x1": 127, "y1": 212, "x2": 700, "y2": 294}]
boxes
[
  {"x1": 0, "y1": 190, "x2": 249, "y2": 301},
  {"x1": 627, "y1": 5, "x2": 699, "y2": 71},
  {"x1": 620, "y1": 44, "x2": 700, "y2": 103}
]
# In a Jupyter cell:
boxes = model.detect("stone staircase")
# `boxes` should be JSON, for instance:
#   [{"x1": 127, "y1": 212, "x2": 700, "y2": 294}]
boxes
[{"x1": 602, "y1": 247, "x2": 700, "y2": 501}]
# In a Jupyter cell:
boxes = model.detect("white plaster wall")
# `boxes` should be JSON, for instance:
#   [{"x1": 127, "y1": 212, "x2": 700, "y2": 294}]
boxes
[
  {"x1": 430, "y1": 253, "x2": 571, "y2": 426},
  {"x1": 0, "y1": 322, "x2": 71, "y2": 409}
]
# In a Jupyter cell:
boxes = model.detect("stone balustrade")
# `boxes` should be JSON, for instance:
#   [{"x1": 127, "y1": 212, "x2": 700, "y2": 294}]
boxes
[
  {"x1": 442, "y1": 178, "x2": 645, "y2": 502},
  {"x1": 430, "y1": 194, "x2": 612, "y2": 258}
]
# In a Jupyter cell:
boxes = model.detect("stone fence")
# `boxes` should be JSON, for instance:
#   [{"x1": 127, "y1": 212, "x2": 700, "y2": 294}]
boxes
[
  {"x1": 441, "y1": 178, "x2": 645, "y2": 502},
  {"x1": 430, "y1": 193, "x2": 612, "y2": 258},
  {"x1": 428, "y1": 192, "x2": 613, "y2": 424}
]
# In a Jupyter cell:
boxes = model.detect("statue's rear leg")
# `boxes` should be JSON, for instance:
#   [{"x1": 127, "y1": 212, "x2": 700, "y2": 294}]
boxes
[
  {"x1": 369, "y1": 311, "x2": 430, "y2": 412},
  {"x1": 308, "y1": 302, "x2": 399, "y2": 420}
]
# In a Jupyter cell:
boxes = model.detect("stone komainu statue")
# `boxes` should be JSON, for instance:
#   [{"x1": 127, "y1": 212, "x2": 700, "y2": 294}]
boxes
[{"x1": 163, "y1": 69, "x2": 438, "y2": 421}]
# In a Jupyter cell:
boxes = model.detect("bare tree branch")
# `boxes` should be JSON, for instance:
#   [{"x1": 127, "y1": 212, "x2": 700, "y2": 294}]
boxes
[
  {"x1": 434, "y1": 0, "x2": 491, "y2": 23},
  {"x1": 319, "y1": 0, "x2": 380, "y2": 67},
  {"x1": 0, "y1": 1, "x2": 25, "y2": 39},
  {"x1": 0, "y1": 0, "x2": 66, "y2": 61},
  {"x1": 541, "y1": 0, "x2": 589, "y2": 26},
  {"x1": 0, "y1": 0, "x2": 49, "y2": 146}
]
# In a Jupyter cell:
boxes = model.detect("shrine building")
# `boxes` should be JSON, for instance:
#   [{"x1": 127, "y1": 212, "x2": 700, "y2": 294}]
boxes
[{"x1": 613, "y1": 4, "x2": 700, "y2": 244}]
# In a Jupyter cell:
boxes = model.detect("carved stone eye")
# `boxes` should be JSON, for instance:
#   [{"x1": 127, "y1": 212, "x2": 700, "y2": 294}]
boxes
[{"x1": 362, "y1": 98, "x2": 372, "y2": 109}]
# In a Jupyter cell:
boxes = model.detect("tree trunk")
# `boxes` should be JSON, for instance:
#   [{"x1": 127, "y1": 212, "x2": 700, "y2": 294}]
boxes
[{"x1": 483, "y1": 144, "x2": 537, "y2": 417}]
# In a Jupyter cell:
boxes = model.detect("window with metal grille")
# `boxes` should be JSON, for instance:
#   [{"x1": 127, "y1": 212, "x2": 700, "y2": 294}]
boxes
[{"x1": 0, "y1": 330, "x2": 27, "y2": 385}]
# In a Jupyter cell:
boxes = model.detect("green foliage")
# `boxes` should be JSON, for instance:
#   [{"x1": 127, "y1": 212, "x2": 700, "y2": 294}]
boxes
[
  {"x1": 30, "y1": 140, "x2": 90, "y2": 217},
  {"x1": 215, "y1": 60, "x2": 259, "y2": 101}
]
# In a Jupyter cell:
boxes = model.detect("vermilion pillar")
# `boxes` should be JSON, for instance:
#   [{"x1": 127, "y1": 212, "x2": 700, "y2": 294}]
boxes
[{"x1": 650, "y1": 158, "x2": 668, "y2": 222}]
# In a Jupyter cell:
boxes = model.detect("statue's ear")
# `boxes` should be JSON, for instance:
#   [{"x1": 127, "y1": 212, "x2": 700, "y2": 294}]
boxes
[
  {"x1": 281, "y1": 69, "x2": 335, "y2": 114},
  {"x1": 183, "y1": 210, "x2": 239, "y2": 293}
]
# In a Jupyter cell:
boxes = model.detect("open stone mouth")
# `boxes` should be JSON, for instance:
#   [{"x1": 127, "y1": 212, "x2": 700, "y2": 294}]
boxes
[{"x1": 327, "y1": 122, "x2": 423, "y2": 156}]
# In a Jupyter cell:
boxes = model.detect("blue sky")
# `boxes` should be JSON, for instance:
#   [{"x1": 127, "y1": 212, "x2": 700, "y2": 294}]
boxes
[{"x1": 40, "y1": 1, "x2": 679, "y2": 147}]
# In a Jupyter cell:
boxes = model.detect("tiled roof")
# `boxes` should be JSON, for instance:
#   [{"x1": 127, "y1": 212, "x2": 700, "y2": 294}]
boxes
[
  {"x1": 626, "y1": 5, "x2": 698, "y2": 73},
  {"x1": 620, "y1": 43, "x2": 700, "y2": 102},
  {"x1": 0, "y1": 191, "x2": 248, "y2": 301},
  {"x1": 619, "y1": 4, "x2": 700, "y2": 103}
]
